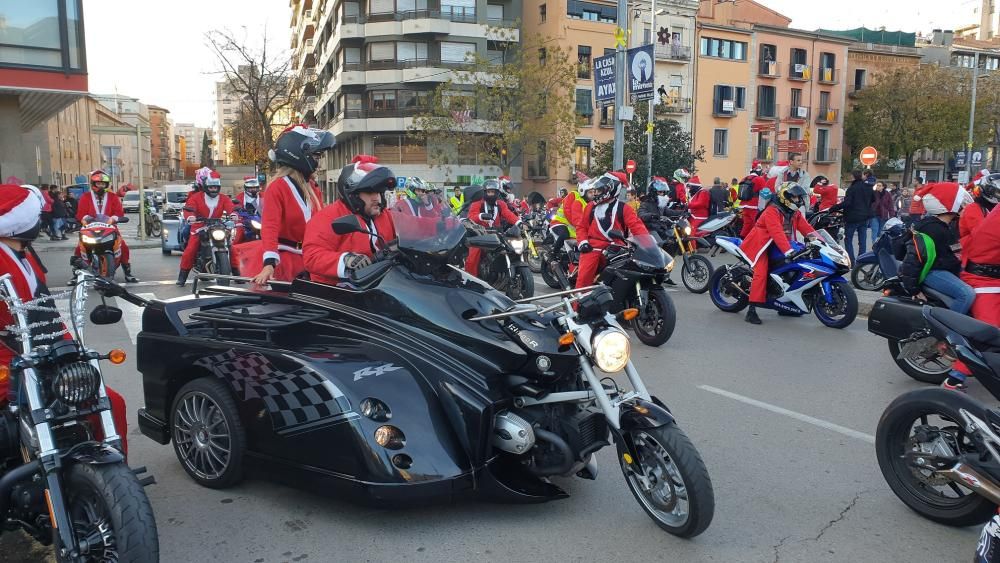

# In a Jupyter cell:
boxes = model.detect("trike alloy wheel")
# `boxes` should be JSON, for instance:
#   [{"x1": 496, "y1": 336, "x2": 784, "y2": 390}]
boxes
[
  {"x1": 875, "y1": 388, "x2": 997, "y2": 526},
  {"x1": 618, "y1": 424, "x2": 714, "y2": 537},
  {"x1": 171, "y1": 378, "x2": 246, "y2": 488},
  {"x1": 680, "y1": 254, "x2": 714, "y2": 294},
  {"x1": 887, "y1": 339, "x2": 950, "y2": 385},
  {"x1": 66, "y1": 463, "x2": 159, "y2": 563},
  {"x1": 631, "y1": 288, "x2": 676, "y2": 347}
]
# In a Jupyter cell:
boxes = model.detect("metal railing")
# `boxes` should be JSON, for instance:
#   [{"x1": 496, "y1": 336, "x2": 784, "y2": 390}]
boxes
[
  {"x1": 655, "y1": 97, "x2": 692, "y2": 114},
  {"x1": 341, "y1": 58, "x2": 476, "y2": 72},
  {"x1": 756, "y1": 103, "x2": 779, "y2": 120},
  {"x1": 758, "y1": 60, "x2": 780, "y2": 78},
  {"x1": 755, "y1": 145, "x2": 773, "y2": 162},
  {"x1": 814, "y1": 147, "x2": 840, "y2": 163},
  {"x1": 654, "y1": 44, "x2": 692, "y2": 61},
  {"x1": 788, "y1": 63, "x2": 812, "y2": 81},
  {"x1": 817, "y1": 67, "x2": 837, "y2": 84},
  {"x1": 712, "y1": 100, "x2": 737, "y2": 117},
  {"x1": 789, "y1": 105, "x2": 809, "y2": 120},
  {"x1": 816, "y1": 107, "x2": 839, "y2": 124}
]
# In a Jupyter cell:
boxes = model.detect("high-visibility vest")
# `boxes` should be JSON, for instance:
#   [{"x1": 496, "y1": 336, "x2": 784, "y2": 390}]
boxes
[
  {"x1": 552, "y1": 192, "x2": 579, "y2": 238},
  {"x1": 449, "y1": 194, "x2": 464, "y2": 214}
]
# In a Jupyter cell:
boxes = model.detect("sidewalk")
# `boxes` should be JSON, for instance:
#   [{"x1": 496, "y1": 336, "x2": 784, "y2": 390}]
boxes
[
  {"x1": 856, "y1": 288, "x2": 880, "y2": 318},
  {"x1": 32, "y1": 213, "x2": 162, "y2": 253}
]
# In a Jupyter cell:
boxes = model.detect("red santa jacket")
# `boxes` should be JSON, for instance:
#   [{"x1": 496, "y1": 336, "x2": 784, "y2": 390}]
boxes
[
  {"x1": 578, "y1": 200, "x2": 649, "y2": 249},
  {"x1": 739, "y1": 204, "x2": 816, "y2": 266},
  {"x1": 739, "y1": 174, "x2": 768, "y2": 209},
  {"x1": 393, "y1": 197, "x2": 443, "y2": 218},
  {"x1": 76, "y1": 190, "x2": 124, "y2": 223},
  {"x1": 303, "y1": 200, "x2": 397, "y2": 284},
  {"x1": 260, "y1": 176, "x2": 323, "y2": 265},
  {"x1": 960, "y1": 201, "x2": 994, "y2": 253},
  {"x1": 183, "y1": 192, "x2": 234, "y2": 229},
  {"x1": 546, "y1": 197, "x2": 563, "y2": 211},
  {"x1": 813, "y1": 185, "x2": 840, "y2": 211},
  {"x1": 469, "y1": 199, "x2": 519, "y2": 229},
  {"x1": 688, "y1": 189, "x2": 711, "y2": 221},
  {"x1": 670, "y1": 181, "x2": 688, "y2": 205},
  {"x1": 234, "y1": 191, "x2": 261, "y2": 213},
  {"x1": 962, "y1": 205, "x2": 1000, "y2": 288}
]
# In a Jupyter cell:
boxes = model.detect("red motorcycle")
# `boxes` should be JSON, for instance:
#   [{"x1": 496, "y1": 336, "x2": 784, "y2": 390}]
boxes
[{"x1": 71, "y1": 214, "x2": 130, "y2": 280}]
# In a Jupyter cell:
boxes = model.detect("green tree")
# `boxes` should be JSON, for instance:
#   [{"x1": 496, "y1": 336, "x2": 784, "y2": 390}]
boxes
[
  {"x1": 200, "y1": 131, "x2": 213, "y2": 167},
  {"x1": 590, "y1": 106, "x2": 704, "y2": 185},
  {"x1": 844, "y1": 65, "x2": 968, "y2": 183},
  {"x1": 411, "y1": 29, "x2": 579, "y2": 177}
]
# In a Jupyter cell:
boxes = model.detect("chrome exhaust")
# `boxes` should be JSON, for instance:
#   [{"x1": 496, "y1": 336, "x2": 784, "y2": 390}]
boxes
[{"x1": 939, "y1": 462, "x2": 1000, "y2": 505}]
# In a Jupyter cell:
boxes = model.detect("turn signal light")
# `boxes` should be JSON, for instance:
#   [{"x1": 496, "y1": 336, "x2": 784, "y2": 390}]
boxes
[
  {"x1": 558, "y1": 332, "x2": 575, "y2": 346},
  {"x1": 0, "y1": 365, "x2": 8, "y2": 382},
  {"x1": 620, "y1": 308, "x2": 639, "y2": 321},
  {"x1": 108, "y1": 349, "x2": 126, "y2": 365}
]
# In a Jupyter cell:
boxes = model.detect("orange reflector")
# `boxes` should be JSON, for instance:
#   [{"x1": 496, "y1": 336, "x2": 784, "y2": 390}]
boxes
[
  {"x1": 558, "y1": 332, "x2": 575, "y2": 346},
  {"x1": 621, "y1": 308, "x2": 639, "y2": 321},
  {"x1": 44, "y1": 489, "x2": 57, "y2": 528},
  {"x1": 108, "y1": 349, "x2": 127, "y2": 364},
  {"x1": 0, "y1": 365, "x2": 8, "y2": 382}
]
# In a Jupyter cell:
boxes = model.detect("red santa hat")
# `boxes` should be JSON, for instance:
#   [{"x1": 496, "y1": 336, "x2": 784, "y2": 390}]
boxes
[
  {"x1": 609, "y1": 171, "x2": 630, "y2": 186},
  {"x1": 687, "y1": 175, "x2": 702, "y2": 187},
  {"x1": 204, "y1": 170, "x2": 222, "y2": 187},
  {"x1": 922, "y1": 182, "x2": 974, "y2": 215},
  {"x1": 0, "y1": 184, "x2": 44, "y2": 238},
  {"x1": 751, "y1": 160, "x2": 763, "y2": 174},
  {"x1": 972, "y1": 168, "x2": 991, "y2": 187}
]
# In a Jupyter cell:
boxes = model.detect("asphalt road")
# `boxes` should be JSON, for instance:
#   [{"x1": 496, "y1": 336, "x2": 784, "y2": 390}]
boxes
[{"x1": 2, "y1": 245, "x2": 979, "y2": 562}]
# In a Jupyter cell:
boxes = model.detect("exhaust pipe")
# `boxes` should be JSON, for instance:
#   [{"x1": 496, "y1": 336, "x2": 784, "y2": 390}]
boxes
[
  {"x1": 940, "y1": 462, "x2": 1000, "y2": 505},
  {"x1": 528, "y1": 429, "x2": 575, "y2": 477},
  {"x1": 0, "y1": 462, "x2": 41, "y2": 517}
]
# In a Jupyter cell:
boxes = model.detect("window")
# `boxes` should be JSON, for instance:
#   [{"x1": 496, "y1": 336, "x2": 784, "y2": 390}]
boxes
[
  {"x1": 540, "y1": 3, "x2": 546, "y2": 22},
  {"x1": 643, "y1": 26, "x2": 651, "y2": 45},
  {"x1": 369, "y1": 42, "x2": 395, "y2": 62},
  {"x1": 578, "y1": 45, "x2": 592, "y2": 78},
  {"x1": 370, "y1": 0, "x2": 394, "y2": 13},
  {"x1": 441, "y1": 42, "x2": 476, "y2": 63},
  {"x1": 820, "y1": 52, "x2": 836, "y2": 71},
  {"x1": 576, "y1": 88, "x2": 593, "y2": 116},
  {"x1": 568, "y1": 1, "x2": 616, "y2": 23},
  {"x1": 713, "y1": 129, "x2": 728, "y2": 157},
  {"x1": 487, "y1": 4, "x2": 504, "y2": 22},
  {"x1": 854, "y1": 68, "x2": 866, "y2": 90},
  {"x1": 539, "y1": 47, "x2": 547, "y2": 65},
  {"x1": 699, "y1": 36, "x2": 747, "y2": 61},
  {"x1": 398, "y1": 90, "x2": 429, "y2": 109},
  {"x1": 790, "y1": 47, "x2": 809, "y2": 78},
  {"x1": 790, "y1": 48, "x2": 807, "y2": 65},
  {"x1": 819, "y1": 91, "x2": 831, "y2": 111},
  {"x1": 535, "y1": 141, "x2": 549, "y2": 177},
  {"x1": 443, "y1": 0, "x2": 475, "y2": 20},
  {"x1": 0, "y1": 0, "x2": 87, "y2": 70},
  {"x1": 791, "y1": 88, "x2": 802, "y2": 109},
  {"x1": 397, "y1": 42, "x2": 428, "y2": 62},
  {"x1": 574, "y1": 140, "x2": 591, "y2": 171},
  {"x1": 604, "y1": 48, "x2": 615, "y2": 56},
  {"x1": 817, "y1": 128, "x2": 830, "y2": 160},
  {"x1": 344, "y1": 47, "x2": 361, "y2": 64},
  {"x1": 760, "y1": 43, "x2": 776, "y2": 63},
  {"x1": 713, "y1": 85, "x2": 735, "y2": 114},
  {"x1": 757, "y1": 85, "x2": 776, "y2": 118},
  {"x1": 735, "y1": 87, "x2": 746, "y2": 109},
  {"x1": 370, "y1": 91, "x2": 397, "y2": 112},
  {"x1": 789, "y1": 127, "x2": 801, "y2": 140}
]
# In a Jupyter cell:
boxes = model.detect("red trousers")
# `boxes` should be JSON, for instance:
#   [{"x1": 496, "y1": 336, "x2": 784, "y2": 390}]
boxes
[
  {"x1": 180, "y1": 230, "x2": 240, "y2": 271},
  {"x1": 576, "y1": 251, "x2": 607, "y2": 289},
  {"x1": 466, "y1": 247, "x2": 483, "y2": 277},
  {"x1": 750, "y1": 255, "x2": 773, "y2": 304},
  {"x1": 970, "y1": 293, "x2": 1000, "y2": 327},
  {"x1": 740, "y1": 208, "x2": 758, "y2": 239}
]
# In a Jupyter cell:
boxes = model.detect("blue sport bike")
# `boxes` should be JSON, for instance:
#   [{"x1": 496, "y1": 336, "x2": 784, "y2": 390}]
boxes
[{"x1": 708, "y1": 228, "x2": 858, "y2": 328}]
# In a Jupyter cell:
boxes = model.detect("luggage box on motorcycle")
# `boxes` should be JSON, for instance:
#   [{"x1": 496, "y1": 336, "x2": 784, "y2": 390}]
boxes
[{"x1": 868, "y1": 296, "x2": 927, "y2": 341}]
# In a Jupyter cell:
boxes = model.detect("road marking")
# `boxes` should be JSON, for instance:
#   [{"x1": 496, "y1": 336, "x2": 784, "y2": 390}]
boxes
[
  {"x1": 697, "y1": 385, "x2": 875, "y2": 444},
  {"x1": 115, "y1": 293, "x2": 156, "y2": 344}
]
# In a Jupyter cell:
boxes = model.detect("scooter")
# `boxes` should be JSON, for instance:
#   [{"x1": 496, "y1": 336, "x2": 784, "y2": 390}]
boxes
[{"x1": 851, "y1": 217, "x2": 907, "y2": 291}]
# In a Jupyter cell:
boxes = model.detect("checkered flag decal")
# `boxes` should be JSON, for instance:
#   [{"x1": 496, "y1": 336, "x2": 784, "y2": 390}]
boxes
[{"x1": 196, "y1": 350, "x2": 350, "y2": 434}]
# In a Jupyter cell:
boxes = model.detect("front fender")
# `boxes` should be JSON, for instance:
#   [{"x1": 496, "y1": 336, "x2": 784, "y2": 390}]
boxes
[
  {"x1": 62, "y1": 442, "x2": 124, "y2": 465},
  {"x1": 855, "y1": 251, "x2": 877, "y2": 264},
  {"x1": 820, "y1": 276, "x2": 849, "y2": 304},
  {"x1": 612, "y1": 397, "x2": 676, "y2": 459}
]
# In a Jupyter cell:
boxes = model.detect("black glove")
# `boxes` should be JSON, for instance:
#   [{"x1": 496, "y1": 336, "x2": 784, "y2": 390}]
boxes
[
  {"x1": 479, "y1": 212, "x2": 492, "y2": 221},
  {"x1": 343, "y1": 253, "x2": 372, "y2": 277},
  {"x1": 578, "y1": 241, "x2": 593, "y2": 253}
]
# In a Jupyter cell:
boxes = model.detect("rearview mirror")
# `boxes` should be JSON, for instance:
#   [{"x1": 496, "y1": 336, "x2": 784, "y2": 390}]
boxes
[
  {"x1": 89, "y1": 305, "x2": 123, "y2": 325},
  {"x1": 331, "y1": 214, "x2": 368, "y2": 235}
]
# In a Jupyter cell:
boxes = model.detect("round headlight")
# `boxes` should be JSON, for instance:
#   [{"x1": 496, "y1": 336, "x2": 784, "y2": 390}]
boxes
[
  {"x1": 52, "y1": 362, "x2": 100, "y2": 405},
  {"x1": 374, "y1": 425, "x2": 406, "y2": 450},
  {"x1": 592, "y1": 329, "x2": 630, "y2": 373},
  {"x1": 211, "y1": 229, "x2": 226, "y2": 241},
  {"x1": 509, "y1": 238, "x2": 524, "y2": 253}
]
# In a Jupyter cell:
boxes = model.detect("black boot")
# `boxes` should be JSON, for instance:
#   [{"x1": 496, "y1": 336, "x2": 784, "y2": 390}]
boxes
[
  {"x1": 664, "y1": 274, "x2": 677, "y2": 286},
  {"x1": 122, "y1": 264, "x2": 139, "y2": 283},
  {"x1": 176, "y1": 269, "x2": 190, "y2": 287},
  {"x1": 745, "y1": 305, "x2": 762, "y2": 325}
]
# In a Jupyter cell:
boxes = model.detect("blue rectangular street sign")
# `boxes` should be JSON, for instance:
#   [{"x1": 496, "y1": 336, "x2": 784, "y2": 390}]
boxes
[{"x1": 594, "y1": 54, "x2": 616, "y2": 106}]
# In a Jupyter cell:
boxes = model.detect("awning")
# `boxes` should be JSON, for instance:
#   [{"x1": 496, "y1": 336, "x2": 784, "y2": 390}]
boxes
[{"x1": 0, "y1": 86, "x2": 87, "y2": 131}]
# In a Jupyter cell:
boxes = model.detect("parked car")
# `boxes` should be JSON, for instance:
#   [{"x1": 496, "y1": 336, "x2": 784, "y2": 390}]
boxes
[
  {"x1": 122, "y1": 190, "x2": 141, "y2": 213},
  {"x1": 160, "y1": 184, "x2": 191, "y2": 255}
]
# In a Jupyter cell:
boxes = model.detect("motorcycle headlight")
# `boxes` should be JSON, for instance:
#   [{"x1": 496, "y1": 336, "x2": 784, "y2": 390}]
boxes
[
  {"x1": 592, "y1": 329, "x2": 630, "y2": 373},
  {"x1": 251, "y1": 220, "x2": 262, "y2": 230},
  {"x1": 80, "y1": 235, "x2": 98, "y2": 245},
  {"x1": 509, "y1": 238, "x2": 524, "y2": 254},
  {"x1": 52, "y1": 361, "x2": 100, "y2": 406},
  {"x1": 684, "y1": 226, "x2": 692, "y2": 236},
  {"x1": 211, "y1": 229, "x2": 227, "y2": 242}
]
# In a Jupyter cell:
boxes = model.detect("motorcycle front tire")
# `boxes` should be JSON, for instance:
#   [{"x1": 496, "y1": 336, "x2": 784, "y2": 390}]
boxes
[
  {"x1": 215, "y1": 251, "x2": 232, "y2": 286},
  {"x1": 632, "y1": 288, "x2": 677, "y2": 347},
  {"x1": 541, "y1": 252, "x2": 565, "y2": 290},
  {"x1": 681, "y1": 254, "x2": 714, "y2": 294},
  {"x1": 851, "y1": 262, "x2": 883, "y2": 291}
]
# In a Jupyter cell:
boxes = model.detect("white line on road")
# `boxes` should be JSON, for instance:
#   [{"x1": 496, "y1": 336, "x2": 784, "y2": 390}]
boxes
[
  {"x1": 115, "y1": 293, "x2": 156, "y2": 345},
  {"x1": 697, "y1": 385, "x2": 875, "y2": 444}
]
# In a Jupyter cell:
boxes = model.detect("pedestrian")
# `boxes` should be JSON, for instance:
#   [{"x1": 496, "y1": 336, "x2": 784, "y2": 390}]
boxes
[
  {"x1": 709, "y1": 177, "x2": 730, "y2": 215},
  {"x1": 626, "y1": 187, "x2": 640, "y2": 211},
  {"x1": 810, "y1": 176, "x2": 839, "y2": 212},
  {"x1": 872, "y1": 181, "x2": 895, "y2": 236},
  {"x1": 39, "y1": 186, "x2": 53, "y2": 238},
  {"x1": 862, "y1": 170, "x2": 876, "y2": 187},
  {"x1": 836, "y1": 169, "x2": 875, "y2": 262},
  {"x1": 49, "y1": 189, "x2": 69, "y2": 240},
  {"x1": 905, "y1": 176, "x2": 927, "y2": 226}
]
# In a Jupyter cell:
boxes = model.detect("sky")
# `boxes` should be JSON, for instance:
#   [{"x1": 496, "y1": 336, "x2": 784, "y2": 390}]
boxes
[{"x1": 83, "y1": 0, "x2": 979, "y2": 128}]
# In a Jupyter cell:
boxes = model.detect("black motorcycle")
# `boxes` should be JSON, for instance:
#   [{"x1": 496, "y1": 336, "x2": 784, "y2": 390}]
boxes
[
  {"x1": 808, "y1": 208, "x2": 844, "y2": 243},
  {"x1": 467, "y1": 222, "x2": 535, "y2": 300},
  {"x1": 521, "y1": 210, "x2": 550, "y2": 273},
  {"x1": 875, "y1": 305, "x2": 1000, "y2": 527},
  {"x1": 187, "y1": 213, "x2": 236, "y2": 287},
  {"x1": 851, "y1": 217, "x2": 906, "y2": 292},
  {"x1": 0, "y1": 271, "x2": 158, "y2": 562}
]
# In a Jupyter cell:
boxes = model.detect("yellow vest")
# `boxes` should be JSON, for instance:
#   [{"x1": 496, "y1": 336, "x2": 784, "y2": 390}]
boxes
[
  {"x1": 449, "y1": 194, "x2": 464, "y2": 214},
  {"x1": 552, "y1": 192, "x2": 579, "y2": 237}
]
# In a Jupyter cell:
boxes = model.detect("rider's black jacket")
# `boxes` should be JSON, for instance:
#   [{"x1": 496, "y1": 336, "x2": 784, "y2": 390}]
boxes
[
  {"x1": 638, "y1": 198, "x2": 684, "y2": 228},
  {"x1": 898, "y1": 216, "x2": 962, "y2": 295}
]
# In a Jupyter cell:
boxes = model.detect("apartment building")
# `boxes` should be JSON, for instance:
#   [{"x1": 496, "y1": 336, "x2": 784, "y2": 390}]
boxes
[
  {"x1": 296, "y1": 0, "x2": 522, "y2": 199},
  {"x1": 636, "y1": 0, "x2": 698, "y2": 135}
]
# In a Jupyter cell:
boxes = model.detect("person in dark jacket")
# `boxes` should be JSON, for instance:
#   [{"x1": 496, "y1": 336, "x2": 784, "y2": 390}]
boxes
[
  {"x1": 708, "y1": 177, "x2": 731, "y2": 216},
  {"x1": 638, "y1": 179, "x2": 683, "y2": 286},
  {"x1": 872, "y1": 181, "x2": 896, "y2": 235},
  {"x1": 835, "y1": 170, "x2": 874, "y2": 262},
  {"x1": 49, "y1": 190, "x2": 69, "y2": 240}
]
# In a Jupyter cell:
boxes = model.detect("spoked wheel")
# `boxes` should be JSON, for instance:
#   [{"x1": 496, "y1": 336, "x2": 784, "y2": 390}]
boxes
[
  {"x1": 875, "y1": 388, "x2": 997, "y2": 526},
  {"x1": 148, "y1": 215, "x2": 162, "y2": 238},
  {"x1": 618, "y1": 425, "x2": 715, "y2": 538},
  {"x1": 631, "y1": 288, "x2": 676, "y2": 347},
  {"x1": 680, "y1": 254, "x2": 714, "y2": 294},
  {"x1": 888, "y1": 339, "x2": 950, "y2": 385},
  {"x1": 813, "y1": 281, "x2": 858, "y2": 329},
  {"x1": 171, "y1": 378, "x2": 246, "y2": 488},
  {"x1": 851, "y1": 262, "x2": 884, "y2": 291},
  {"x1": 65, "y1": 463, "x2": 159, "y2": 562},
  {"x1": 708, "y1": 266, "x2": 749, "y2": 313}
]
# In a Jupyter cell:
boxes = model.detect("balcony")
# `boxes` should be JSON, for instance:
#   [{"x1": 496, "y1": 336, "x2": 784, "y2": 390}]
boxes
[
  {"x1": 848, "y1": 83, "x2": 865, "y2": 98},
  {"x1": 655, "y1": 97, "x2": 692, "y2": 114},
  {"x1": 758, "y1": 60, "x2": 780, "y2": 78},
  {"x1": 816, "y1": 107, "x2": 839, "y2": 124},
  {"x1": 755, "y1": 145, "x2": 773, "y2": 162},
  {"x1": 712, "y1": 99, "x2": 737, "y2": 118},
  {"x1": 814, "y1": 147, "x2": 839, "y2": 163},
  {"x1": 756, "y1": 103, "x2": 779, "y2": 121},
  {"x1": 817, "y1": 67, "x2": 838, "y2": 84},
  {"x1": 788, "y1": 105, "x2": 809, "y2": 121},
  {"x1": 654, "y1": 44, "x2": 692, "y2": 62},
  {"x1": 788, "y1": 63, "x2": 812, "y2": 81}
]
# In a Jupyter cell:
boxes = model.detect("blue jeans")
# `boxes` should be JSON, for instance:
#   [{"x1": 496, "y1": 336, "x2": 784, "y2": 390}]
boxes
[
  {"x1": 844, "y1": 221, "x2": 868, "y2": 262},
  {"x1": 869, "y1": 216, "x2": 881, "y2": 240},
  {"x1": 922, "y1": 269, "x2": 976, "y2": 315},
  {"x1": 50, "y1": 218, "x2": 65, "y2": 236}
]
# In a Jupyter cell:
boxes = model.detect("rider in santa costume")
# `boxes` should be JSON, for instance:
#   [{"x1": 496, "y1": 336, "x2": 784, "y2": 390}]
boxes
[
  {"x1": 738, "y1": 161, "x2": 769, "y2": 238},
  {"x1": 0, "y1": 184, "x2": 128, "y2": 451},
  {"x1": 73, "y1": 170, "x2": 138, "y2": 283},
  {"x1": 574, "y1": 172, "x2": 649, "y2": 290},
  {"x1": 176, "y1": 170, "x2": 237, "y2": 286},
  {"x1": 959, "y1": 172, "x2": 998, "y2": 251},
  {"x1": 961, "y1": 185, "x2": 1000, "y2": 327},
  {"x1": 686, "y1": 175, "x2": 710, "y2": 234},
  {"x1": 465, "y1": 179, "x2": 521, "y2": 277}
]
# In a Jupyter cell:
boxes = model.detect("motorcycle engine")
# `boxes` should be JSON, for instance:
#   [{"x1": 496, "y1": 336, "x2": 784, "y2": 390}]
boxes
[{"x1": 492, "y1": 411, "x2": 535, "y2": 454}]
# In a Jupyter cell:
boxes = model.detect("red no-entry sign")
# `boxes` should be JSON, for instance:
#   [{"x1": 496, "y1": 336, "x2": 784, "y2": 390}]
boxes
[
  {"x1": 860, "y1": 146, "x2": 878, "y2": 166},
  {"x1": 625, "y1": 160, "x2": 637, "y2": 174}
]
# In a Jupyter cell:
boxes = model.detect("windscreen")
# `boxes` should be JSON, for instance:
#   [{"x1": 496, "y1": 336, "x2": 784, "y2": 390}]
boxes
[
  {"x1": 166, "y1": 191, "x2": 188, "y2": 203},
  {"x1": 629, "y1": 234, "x2": 669, "y2": 269},
  {"x1": 392, "y1": 208, "x2": 466, "y2": 254}
]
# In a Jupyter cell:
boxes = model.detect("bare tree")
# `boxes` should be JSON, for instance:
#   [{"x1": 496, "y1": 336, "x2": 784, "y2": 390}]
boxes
[{"x1": 206, "y1": 28, "x2": 298, "y2": 164}]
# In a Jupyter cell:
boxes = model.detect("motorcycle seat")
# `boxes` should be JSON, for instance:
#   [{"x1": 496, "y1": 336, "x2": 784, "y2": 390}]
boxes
[
  {"x1": 927, "y1": 307, "x2": 1000, "y2": 348},
  {"x1": 922, "y1": 287, "x2": 955, "y2": 309}
]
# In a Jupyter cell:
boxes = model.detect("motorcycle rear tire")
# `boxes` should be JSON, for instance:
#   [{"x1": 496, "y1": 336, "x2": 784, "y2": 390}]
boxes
[
  {"x1": 541, "y1": 252, "x2": 565, "y2": 290},
  {"x1": 214, "y1": 251, "x2": 232, "y2": 286},
  {"x1": 887, "y1": 339, "x2": 950, "y2": 385},
  {"x1": 632, "y1": 288, "x2": 676, "y2": 347},
  {"x1": 708, "y1": 267, "x2": 749, "y2": 313},
  {"x1": 65, "y1": 462, "x2": 160, "y2": 562},
  {"x1": 148, "y1": 215, "x2": 162, "y2": 238},
  {"x1": 851, "y1": 262, "x2": 884, "y2": 291},
  {"x1": 681, "y1": 254, "x2": 714, "y2": 294},
  {"x1": 875, "y1": 388, "x2": 997, "y2": 527}
]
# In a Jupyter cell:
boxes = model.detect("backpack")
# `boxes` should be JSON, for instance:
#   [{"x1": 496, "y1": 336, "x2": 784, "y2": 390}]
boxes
[{"x1": 737, "y1": 178, "x2": 756, "y2": 201}]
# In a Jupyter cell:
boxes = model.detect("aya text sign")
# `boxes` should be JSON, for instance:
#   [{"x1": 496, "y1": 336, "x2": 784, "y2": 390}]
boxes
[
  {"x1": 594, "y1": 54, "x2": 616, "y2": 106},
  {"x1": 859, "y1": 146, "x2": 878, "y2": 166}
]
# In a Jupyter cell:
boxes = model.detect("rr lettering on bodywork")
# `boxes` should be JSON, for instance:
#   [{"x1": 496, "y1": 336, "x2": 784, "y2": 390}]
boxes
[{"x1": 353, "y1": 363, "x2": 404, "y2": 382}]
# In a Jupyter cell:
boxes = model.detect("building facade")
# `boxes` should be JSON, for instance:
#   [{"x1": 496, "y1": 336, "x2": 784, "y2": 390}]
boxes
[
  {"x1": 93, "y1": 94, "x2": 153, "y2": 188},
  {"x1": 175, "y1": 123, "x2": 215, "y2": 166},
  {"x1": 638, "y1": 0, "x2": 698, "y2": 137},
  {"x1": 148, "y1": 106, "x2": 176, "y2": 181}
]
